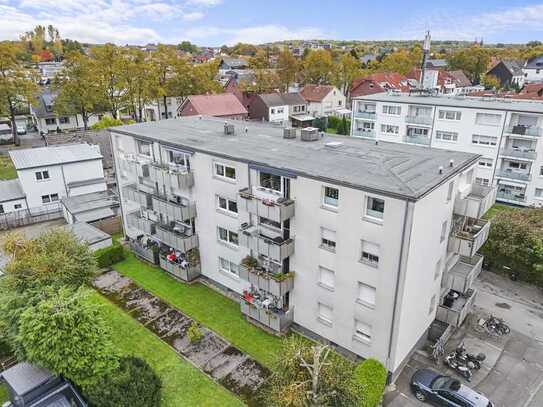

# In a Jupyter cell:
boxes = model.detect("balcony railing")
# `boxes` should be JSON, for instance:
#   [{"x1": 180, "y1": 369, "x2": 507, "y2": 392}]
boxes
[
  {"x1": 496, "y1": 191, "x2": 527, "y2": 204},
  {"x1": 495, "y1": 169, "x2": 531, "y2": 182},
  {"x1": 159, "y1": 256, "x2": 201, "y2": 282},
  {"x1": 443, "y1": 254, "x2": 483, "y2": 294},
  {"x1": 240, "y1": 300, "x2": 293, "y2": 333},
  {"x1": 123, "y1": 184, "x2": 151, "y2": 208},
  {"x1": 453, "y1": 184, "x2": 495, "y2": 219},
  {"x1": 448, "y1": 216, "x2": 490, "y2": 258},
  {"x1": 505, "y1": 125, "x2": 543, "y2": 138},
  {"x1": 499, "y1": 147, "x2": 537, "y2": 160},
  {"x1": 151, "y1": 195, "x2": 197, "y2": 221},
  {"x1": 239, "y1": 225, "x2": 295, "y2": 263},
  {"x1": 154, "y1": 225, "x2": 199, "y2": 252},
  {"x1": 352, "y1": 129, "x2": 376, "y2": 138},
  {"x1": 436, "y1": 289, "x2": 477, "y2": 327},
  {"x1": 238, "y1": 187, "x2": 295, "y2": 224},
  {"x1": 126, "y1": 212, "x2": 156, "y2": 235},
  {"x1": 239, "y1": 264, "x2": 294, "y2": 297},
  {"x1": 405, "y1": 115, "x2": 433, "y2": 125},
  {"x1": 129, "y1": 240, "x2": 158, "y2": 265},
  {"x1": 353, "y1": 111, "x2": 376, "y2": 120},
  {"x1": 403, "y1": 134, "x2": 431, "y2": 146},
  {"x1": 149, "y1": 163, "x2": 194, "y2": 190}
]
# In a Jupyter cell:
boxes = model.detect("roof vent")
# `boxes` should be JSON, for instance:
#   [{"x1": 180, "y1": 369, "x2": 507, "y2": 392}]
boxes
[
  {"x1": 449, "y1": 159, "x2": 454, "y2": 167},
  {"x1": 283, "y1": 128, "x2": 297, "y2": 139},
  {"x1": 439, "y1": 166, "x2": 444, "y2": 174},
  {"x1": 325, "y1": 141, "x2": 343, "y2": 149},
  {"x1": 224, "y1": 123, "x2": 235, "y2": 136},
  {"x1": 244, "y1": 126, "x2": 248, "y2": 134},
  {"x1": 300, "y1": 127, "x2": 319, "y2": 142}
]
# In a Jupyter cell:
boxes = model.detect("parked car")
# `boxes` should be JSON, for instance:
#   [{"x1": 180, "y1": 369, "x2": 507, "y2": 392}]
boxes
[{"x1": 411, "y1": 368, "x2": 493, "y2": 407}]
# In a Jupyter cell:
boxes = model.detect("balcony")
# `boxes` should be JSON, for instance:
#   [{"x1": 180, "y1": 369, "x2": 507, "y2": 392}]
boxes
[
  {"x1": 352, "y1": 128, "x2": 376, "y2": 138},
  {"x1": 505, "y1": 125, "x2": 543, "y2": 138},
  {"x1": 436, "y1": 289, "x2": 477, "y2": 327},
  {"x1": 448, "y1": 216, "x2": 490, "y2": 258},
  {"x1": 454, "y1": 184, "x2": 495, "y2": 219},
  {"x1": 403, "y1": 134, "x2": 431, "y2": 146},
  {"x1": 405, "y1": 115, "x2": 433, "y2": 126},
  {"x1": 129, "y1": 240, "x2": 158, "y2": 264},
  {"x1": 238, "y1": 187, "x2": 295, "y2": 224},
  {"x1": 443, "y1": 254, "x2": 483, "y2": 294},
  {"x1": 499, "y1": 147, "x2": 537, "y2": 161},
  {"x1": 239, "y1": 225, "x2": 295, "y2": 263},
  {"x1": 154, "y1": 225, "x2": 199, "y2": 252},
  {"x1": 123, "y1": 184, "x2": 151, "y2": 208},
  {"x1": 149, "y1": 162, "x2": 194, "y2": 190},
  {"x1": 496, "y1": 190, "x2": 527, "y2": 205},
  {"x1": 495, "y1": 169, "x2": 531, "y2": 182},
  {"x1": 159, "y1": 255, "x2": 201, "y2": 282},
  {"x1": 126, "y1": 212, "x2": 156, "y2": 235},
  {"x1": 353, "y1": 111, "x2": 376, "y2": 120},
  {"x1": 151, "y1": 195, "x2": 197, "y2": 221},
  {"x1": 239, "y1": 258, "x2": 294, "y2": 297},
  {"x1": 240, "y1": 300, "x2": 293, "y2": 333}
]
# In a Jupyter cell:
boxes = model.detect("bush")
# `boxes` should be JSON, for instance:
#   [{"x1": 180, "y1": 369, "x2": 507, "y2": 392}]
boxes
[
  {"x1": 95, "y1": 244, "x2": 125, "y2": 268},
  {"x1": 353, "y1": 358, "x2": 387, "y2": 407},
  {"x1": 327, "y1": 115, "x2": 341, "y2": 130},
  {"x1": 85, "y1": 356, "x2": 162, "y2": 407},
  {"x1": 187, "y1": 322, "x2": 203, "y2": 343}
]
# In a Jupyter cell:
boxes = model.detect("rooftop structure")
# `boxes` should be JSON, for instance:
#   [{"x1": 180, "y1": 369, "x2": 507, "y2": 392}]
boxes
[{"x1": 10, "y1": 143, "x2": 102, "y2": 170}]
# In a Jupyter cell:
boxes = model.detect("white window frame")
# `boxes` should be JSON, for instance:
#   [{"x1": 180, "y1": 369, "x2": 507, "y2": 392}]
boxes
[
  {"x1": 365, "y1": 196, "x2": 385, "y2": 220},
  {"x1": 360, "y1": 240, "x2": 380, "y2": 267},
  {"x1": 535, "y1": 188, "x2": 543, "y2": 199},
  {"x1": 435, "y1": 131, "x2": 458, "y2": 143},
  {"x1": 322, "y1": 186, "x2": 339, "y2": 209},
  {"x1": 380, "y1": 124, "x2": 399, "y2": 135},
  {"x1": 320, "y1": 227, "x2": 336, "y2": 252},
  {"x1": 136, "y1": 140, "x2": 152, "y2": 157},
  {"x1": 478, "y1": 158, "x2": 493, "y2": 168},
  {"x1": 472, "y1": 134, "x2": 497, "y2": 147},
  {"x1": 318, "y1": 266, "x2": 335, "y2": 291},
  {"x1": 354, "y1": 319, "x2": 372, "y2": 343},
  {"x1": 357, "y1": 282, "x2": 376, "y2": 309},
  {"x1": 217, "y1": 226, "x2": 239, "y2": 247},
  {"x1": 317, "y1": 302, "x2": 333, "y2": 326},
  {"x1": 35, "y1": 170, "x2": 50, "y2": 181},
  {"x1": 259, "y1": 171, "x2": 283, "y2": 194},
  {"x1": 214, "y1": 162, "x2": 237, "y2": 181},
  {"x1": 41, "y1": 193, "x2": 58, "y2": 204},
  {"x1": 438, "y1": 110, "x2": 462, "y2": 121},
  {"x1": 382, "y1": 105, "x2": 401, "y2": 116},
  {"x1": 475, "y1": 112, "x2": 502, "y2": 127},
  {"x1": 217, "y1": 195, "x2": 238, "y2": 216},
  {"x1": 218, "y1": 257, "x2": 239, "y2": 277}
]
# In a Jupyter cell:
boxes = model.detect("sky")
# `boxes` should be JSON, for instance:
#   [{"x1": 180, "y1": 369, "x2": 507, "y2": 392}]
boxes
[{"x1": 1, "y1": 0, "x2": 543, "y2": 46}]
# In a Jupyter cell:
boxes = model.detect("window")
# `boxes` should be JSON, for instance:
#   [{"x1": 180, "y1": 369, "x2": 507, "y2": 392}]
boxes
[
  {"x1": 58, "y1": 116, "x2": 70, "y2": 124},
  {"x1": 41, "y1": 194, "x2": 50, "y2": 204},
  {"x1": 440, "y1": 220, "x2": 448, "y2": 242},
  {"x1": 429, "y1": 294, "x2": 436, "y2": 315},
  {"x1": 357, "y1": 283, "x2": 376, "y2": 308},
  {"x1": 217, "y1": 226, "x2": 239, "y2": 246},
  {"x1": 438, "y1": 110, "x2": 462, "y2": 120},
  {"x1": 0, "y1": 204, "x2": 3, "y2": 214},
  {"x1": 354, "y1": 320, "x2": 372, "y2": 343},
  {"x1": 535, "y1": 188, "x2": 543, "y2": 198},
  {"x1": 167, "y1": 150, "x2": 189, "y2": 167},
  {"x1": 318, "y1": 303, "x2": 333, "y2": 325},
  {"x1": 445, "y1": 181, "x2": 454, "y2": 202},
  {"x1": 50, "y1": 193, "x2": 59, "y2": 201},
  {"x1": 45, "y1": 118, "x2": 56, "y2": 125},
  {"x1": 214, "y1": 162, "x2": 236, "y2": 180},
  {"x1": 137, "y1": 140, "x2": 151, "y2": 156},
  {"x1": 35, "y1": 170, "x2": 50, "y2": 181},
  {"x1": 472, "y1": 134, "x2": 497, "y2": 146},
  {"x1": 478, "y1": 158, "x2": 493, "y2": 168},
  {"x1": 360, "y1": 240, "x2": 380, "y2": 266},
  {"x1": 380, "y1": 124, "x2": 399, "y2": 135},
  {"x1": 475, "y1": 112, "x2": 501, "y2": 126},
  {"x1": 260, "y1": 172, "x2": 282, "y2": 192},
  {"x1": 507, "y1": 161, "x2": 527, "y2": 170},
  {"x1": 407, "y1": 127, "x2": 429, "y2": 137},
  {"x1": 14, "y1": 204, "x2": 22, "y2": 210},
  {"x1": 366, "y1": 196, "x2": 385, "y2": 220},
  {"x1": 382, "y1": 105, "x2": 401, "y2": 115},
  {"x1": 434, "y1": 259, "x2": 442, "y2": 281},
  {"x1": 435, "y1": 131, "x2": 458, "y2": 142},
  {"x1": 270, "y1": 108, "x2": 275, "y2": 114},
  {"x1": 277, "y1": 107, "x2": 284, "y2": 114},
  {"x1": 323, "y1": 186, "x2": 339, "y2": 208},
  {"x1": 476, "y1": 177, "x2": 490, "y2": 186},
  {"x1": 320, "y1": 228, "x2": 336, "y2": 252},
  {"x1": 319, "y1": 267, "x2": 335, "y2": 290},
  {"x1": 219, "y1": 257, "x2": 239, "y2": 277},
  {"x1": 217, "y1": 196, "x2": 238, "y2": 215}
]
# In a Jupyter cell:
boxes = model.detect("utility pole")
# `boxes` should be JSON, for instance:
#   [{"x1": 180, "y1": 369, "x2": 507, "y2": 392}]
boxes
[{"x1": 420, "y1": 31, "x2": 431, "y2": 90}]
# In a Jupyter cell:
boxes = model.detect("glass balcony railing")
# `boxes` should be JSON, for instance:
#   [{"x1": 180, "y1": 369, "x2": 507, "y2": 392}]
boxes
[
  {"x1": 499, "y1": 148, "x2": 537, "y2": 160},
  {"x1": 405, "y1": 115, "x2": 433, "y2": 125},
  {"x1": 352, "y1": 129, "x2": 376, "y2": 138},
  {"x1": 353, "y1": 111, "x2": 376, "y2": 119},
  {"x1": 403, "y1": 134, "x2": 431, "y2": 146},
  {"x1": 505, "y1": 125, "x2": 543, "y2": 138},
  {"x1": 495, "y1": 169, "x2": 531, "y2": 182},
  {"x1": 496, "y1": 191, "x2": 527, "y2": 203}
]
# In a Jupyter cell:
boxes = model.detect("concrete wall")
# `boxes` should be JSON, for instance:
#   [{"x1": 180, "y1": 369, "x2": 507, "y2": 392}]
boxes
[{"x1": 0, "y1": 197, "x2": 27, "y2": 214}]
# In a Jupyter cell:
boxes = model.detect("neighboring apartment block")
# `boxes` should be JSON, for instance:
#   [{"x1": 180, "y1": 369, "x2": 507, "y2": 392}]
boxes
[
  {"x1": 351, "y1": 93, "x2": 543, "y2": 207},
  {"x1": 110, "y1": 117, "x2": 492, "y2": 379}
]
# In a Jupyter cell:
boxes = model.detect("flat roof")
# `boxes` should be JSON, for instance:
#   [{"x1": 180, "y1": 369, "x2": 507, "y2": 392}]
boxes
[
  {"x1": 0, "y1": 179, "x2": 25, "y2": 202},
  {"x1": 355, "y1": 93, "x2": 543, "y2": 115},
  {"x1": 9, "y1": 143, "x2": 103, "y2": 170},
  {"x1": 111, "y1": 117, "x2": 479, "y2": 201},
  {"x1": 61, "y1": 190, "x2": 117, "y2": 214},
  {"x1": 1, "y1": 362, "x2": 55, "y2": 396},
  {"x1": 61, "y1": 222, "x2": 111, "y2": 246}
]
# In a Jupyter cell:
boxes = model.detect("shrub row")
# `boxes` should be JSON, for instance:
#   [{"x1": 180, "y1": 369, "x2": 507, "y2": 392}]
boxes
[{"x1": 95, "y1": 244, "x2": 126, "y2": 269}]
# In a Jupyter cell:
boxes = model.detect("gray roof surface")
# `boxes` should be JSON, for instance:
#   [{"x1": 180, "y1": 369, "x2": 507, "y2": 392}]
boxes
[
  {"x1": 61, "y1": 190, "x2": 118, "y2": 214},
  {"x1": 9, "y1": 143, "x2": 103, "y2": 170},
  {"x1": 525, "y1": 55, "x2": 543, "y2": 69},
  {"x1": 1, "y1": 362, "x2": 54, "y2": 396},
  {"x1": 111, "y1": 117, "x2": 479, "y2": 200},
  {"x1": 61, "y1": 222, "x2": 111, "y2": 245},
  {"x1": 259, "y1": 92, "x2": 306, "y2": 107},
  {"x1": 32, "y1": 88, "x2": 57, "y2": 119},
  {"x1": 0, "y1": 179, "x2": 25, "y2": 202},
  {"x1": 356, "y1": 93, "x2": 543, "y2": 114},
  {"x1": 502, "y1": 59, "x2": 524, "y2": 76}
]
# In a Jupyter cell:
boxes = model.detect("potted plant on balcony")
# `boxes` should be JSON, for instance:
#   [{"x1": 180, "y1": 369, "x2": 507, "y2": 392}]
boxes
[{"x1": 241, "y1": 255, "x2": 259, "y2": 270}]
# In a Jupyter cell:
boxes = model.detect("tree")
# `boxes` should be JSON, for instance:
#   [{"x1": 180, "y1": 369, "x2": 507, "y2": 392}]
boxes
[
  {"x1": 334, "y1": 53, "x2": 361, "y2": 97},
  {"x1": 91, "y1": 115, "x2": 131, "y2": 129},
  {"x1": 177, "y1": 41, "x2": 200, "y2": 54},
  {"x1": 84, "y1": 356, "x2": 161, "y2": 407},
  {"x1": 149, "y1": 45, "x2": 178, "y2": 119},
  {"x1": 54, "y1": 52, "x2": 107, "y2": 130},
  {"x1": 303, "y1": 49, "x2": 334, "y2": 84},
  {"x1": 447, "y1": 46, "x2": 490, "y2": 84},
  {"x1": 240, "y1": 69, "x2": 280, "y2": 94},
  {"x1": 121, "y1": 48, "x2": 157, "y2": 122},
  {"x1": 0, "y1": 43, "x2": 38, "y2": 145},
  {"x1": 353, "y1": 358, "x2": 387, "y2": 407},
  {"x1": 277, "y1": 49, "x2": 299, "y2": 91},
  {"x1": 92, "y1": 44, "x2": 127, "y2": 119},
  {"x1": 378, "y1": 48, "x2": 421, "y2": 75},
  {"x1": 248, "y1": 49, "x2": 269, "y2": 70},
  {"x1": 480, "y1": 74, "x2": 501, "y2": 90},
  {"x1": 17, "y1": 287, "x2": 119, "y2": 388}
]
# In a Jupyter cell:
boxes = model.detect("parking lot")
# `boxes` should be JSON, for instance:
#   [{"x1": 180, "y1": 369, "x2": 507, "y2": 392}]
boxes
[{"x1": 385, "y1": 271, "x2": 543, "y2": 407}]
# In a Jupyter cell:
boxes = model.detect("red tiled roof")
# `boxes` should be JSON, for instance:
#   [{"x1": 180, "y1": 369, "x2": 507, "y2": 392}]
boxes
[
  {"x1": 300, "y1": 84, "x2": 335, "y2": 102},
  {"x1": 351, "y1": 72, "x2": 412, "y2": 97},
  {"x1": 182, "y1": 94, "x2": 248, "y2": 117},
  {"x1": 519, "y1": 83, "x2": 543, "y2": 96},
  {"x1": 406, "y1": 68, "x2": 472, "y2": 88}
]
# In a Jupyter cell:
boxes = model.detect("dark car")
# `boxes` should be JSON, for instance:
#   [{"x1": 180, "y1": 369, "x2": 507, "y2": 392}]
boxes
[{"x1": 410, "y1": 368, "x2": 493, "y2": 407}]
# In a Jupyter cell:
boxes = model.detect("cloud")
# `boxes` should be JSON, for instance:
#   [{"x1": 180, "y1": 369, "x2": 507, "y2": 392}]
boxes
[
  {"x1": 186, "y1": 0, "x2": 222, "y2": 6},
  {"x1": 182, "y1": 11, "x2": 205, "y2": 21}
]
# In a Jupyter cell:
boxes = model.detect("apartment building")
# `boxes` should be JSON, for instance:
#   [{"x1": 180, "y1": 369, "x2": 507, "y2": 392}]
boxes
[
  {"x1": 351, "y1": 93, "x2": 543, "y2": 207},
  {"x1": 110, "y1": 117, "x2": 492, "y2": 379}
]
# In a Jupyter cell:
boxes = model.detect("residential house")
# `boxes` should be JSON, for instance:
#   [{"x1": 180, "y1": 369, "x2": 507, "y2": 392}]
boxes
[
  {"x1": 0, "y1": 179, "x2": 27, "y2": 215},
  {"x1": 351, "y1": 93, "x2": 543, "y2": 207},
  {"x1": 248, "y1": 92, "x2": 308, "y2": 126},
  {"x1": 424, "y1": 59, "x2": 448, "y2": 70},
  {"x1": 218, "y1": 57, "x2": 249, "y2": 73},
  {"x1": 351, "y1": 73, "x2": 415, "y2": 98},
  {"x1": 300, "y1": 85, "x2": 346, "y2": 117},
  {"x1": 144, "y1": 97, "x2": 184, "y2": 121},
  {"x1": 523, "y1": 55, "x2": 543, "y2": 83},
  {"x1": 486, "y1": 60, "x2": 525, "y2": 89},
  {"x1": 406, "y1": 69, "x2": 475, "y2": 95},
  {"x1": 359, "y1": 53, "x2": 377, "y2": 67},
  {"x1": 111, "y1": 117, "x2": 489, "y2": 382},
  {"x1": 178, "y1": 94, "x2": 248, "y2": 120}
]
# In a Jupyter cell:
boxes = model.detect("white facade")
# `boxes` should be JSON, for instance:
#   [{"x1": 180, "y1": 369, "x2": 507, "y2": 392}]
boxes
[
  {"x1": 144, "y1": 97, "x2": 184, "y2": 121},
  {"x1": 111, "y1": 118, "x2": 492, "y2": 379},
  {"x1": 268, "y1": 105, "x2": 289, "y2": 124},
  {"x1": 307, "y1": 87, "x2": 346, "y2": 117},
  {"x1": 351, "y1": 94, "x2": 543, "y2": 207},
  {"x1": 33, "y1": 113, "x2": 102, "y2": 134}
]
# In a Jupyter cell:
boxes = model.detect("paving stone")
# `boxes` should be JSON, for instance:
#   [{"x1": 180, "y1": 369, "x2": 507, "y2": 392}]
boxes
[
  {"x1": 181, "y1": 331, "x2": 229, "y2": 368},
  {"x1": 203, "y1": 346, "x2": 247, "y2": 380},
  {"x1": 148, "y1": 309, "x2": 192, "y2": 339},
  {"x1": 220, "y1": 358, "x2": 270, "y2": 405}
]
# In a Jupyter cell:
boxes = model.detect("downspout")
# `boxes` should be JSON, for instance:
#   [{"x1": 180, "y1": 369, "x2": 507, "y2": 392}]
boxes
[
  {"x1": 59, "y1": 164, "x2": 69, "y2": 197},
  {"x1": 110, "y1": 131, "x2": 126, "y2": 239}
]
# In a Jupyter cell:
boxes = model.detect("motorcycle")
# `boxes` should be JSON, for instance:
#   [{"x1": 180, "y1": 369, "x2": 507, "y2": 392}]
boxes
[
  {"x1": 454, "y1": 343, "x2": 486, "y2": 370},
  {"x1": 444, "y1": 351, "x2": 473, "y2": 381},
  {"x1": 478, "y1": 315, "x2": 511, "y2": 336}
]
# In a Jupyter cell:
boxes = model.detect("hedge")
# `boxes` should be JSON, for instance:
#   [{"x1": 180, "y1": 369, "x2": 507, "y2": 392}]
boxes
[
  {"x1": 95, "y1": 244, "x2": 126, "y2": 269},
  {"x1": 354, "y1": 358, "x2": 387, "y2": 407}
]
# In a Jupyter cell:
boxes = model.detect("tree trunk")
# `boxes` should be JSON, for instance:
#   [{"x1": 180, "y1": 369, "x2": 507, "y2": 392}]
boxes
[
  {"x1": 82, "y1": 109, "x2": 88, "y2": 131},
  {"x1": 162, "y1": 95, "x2": 168, "y2": 119},
  {"x1": 7, "y1": 96, "x2": 19, "y2": 146}
]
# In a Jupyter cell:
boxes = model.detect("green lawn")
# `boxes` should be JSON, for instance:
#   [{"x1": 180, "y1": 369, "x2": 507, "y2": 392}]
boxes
[
  {"x1": 326, "y1": 127, "x2": 337, "y2": 134},
  {"x1": 89, "y1": 292, "x2": 243, "y2": 407},
  {"x1": 113, "y1": 252, "x2": 284, "y2": 367},
  {"x1": 0, "y1": 156, "x2": 16, "y2": 180},
  {"x1": 0, "y1": 383, "x2": 9, "y2": 404},
  {"x1": 484, "y1": 203, "x2": 519, "y2": 219}
]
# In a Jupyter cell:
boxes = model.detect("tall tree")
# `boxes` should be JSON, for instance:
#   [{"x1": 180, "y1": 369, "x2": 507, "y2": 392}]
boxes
[
  {"x1": 0, "y1": 43, "x2": 37, "y2": 145},
  {"x1": 122, "y1": 48, "x2": 157, "y2": 122},
  {"x1": 248, "y1": 49, "x2": 269, "y2": 70},
  {"x1": 149, "y1": 45, "x2": 178, "y2": 119},
  {"x1": 447, "y1": 46, "x2": 490, "y2": 84},
  {"x1": 378, "y1": 48, "x2": 421, "y2": 75},
  {"x1": 92, "y1": 44, "x2": 127, "y2": 119},
  {"x1": 277, "y1": 49, "x2": 299, "y2": 91},
  {"x1": 54, "y1": 52, "x2": 106, "y2": 130},
  {"x1": 302, "y1": 49, "x2": 334, "y2": 84},
  {"x1": 334, "y1": 53, "x2": 362, "y2": 97},
  {"x1": 177, "y1": 41, "x2": 200, "y2": 54}
]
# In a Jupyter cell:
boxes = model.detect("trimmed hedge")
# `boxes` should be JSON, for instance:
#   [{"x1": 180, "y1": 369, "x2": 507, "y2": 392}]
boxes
[
  {"x1": 354, "y1": 358, "x2": 387, "y2": 407},
  {"x1": 95, "y1": 244, "x2": 126, "y2": 268}
]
